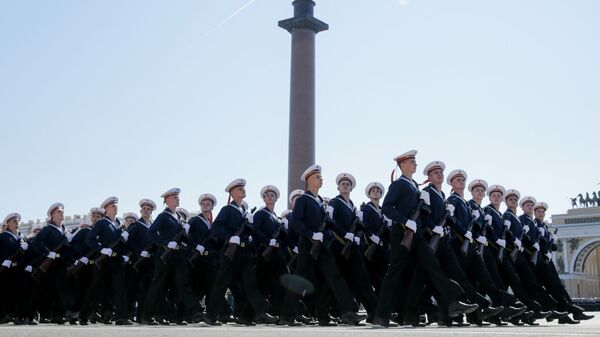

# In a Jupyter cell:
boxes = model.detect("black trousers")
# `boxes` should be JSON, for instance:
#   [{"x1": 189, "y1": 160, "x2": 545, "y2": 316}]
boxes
[
  {"x1": 206, "y1": 245, "x2": 268, "y2": 321},
  {"x1": 255, "y1": 247, "x2": 289, "y2": 316},
  {"x1": 452, "y1": 239, "x2": 513, "y2": 307},
  {"x1": 127, "y1": 256, "x2": 154, "y2": 320},
  {"x1": 142, "y1": 248, "x2": 199, "y2": 320},
  {"x1": 512, "y1": 252, "x2": 557, "y2": 310},
  {"x1": 331, "y1": 241, "x2": 378, "y2": 317},
  {"x1": 364, "y1": 245, "x2": 389, "y2": 295},
  {"x1": 534, "y1": 258, "x2": 572, "y2": 311},
  {"x1": 280, "y1": 237, "x2": 357, "y2": 321},
  {"x1": 80, "y1": 258, "x2": 128, "y2": 320}
]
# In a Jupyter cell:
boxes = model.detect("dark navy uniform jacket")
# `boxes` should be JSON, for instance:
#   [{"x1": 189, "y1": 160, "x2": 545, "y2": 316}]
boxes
[
  {"x1": 421, "y1": 185, "x2": 446, "y2": 233},
  {"x1": 69, "y1": 227, "x2": 92, "y2": 258},
  {"x1": 519, "y1": 214, "x2": 538, "y2": 248},
  {"x1": 188, "y1": 213, "x2": 219, "y2": 252},
  {"x1": 284, "y1": 211, "x2": 300, "y2": 248},
  {"x1": 148, "y1": 208, "x2": 188, "y2": 248},
  {"x1": 536, "y1": 219, "x2": 556, "y2": 255},
  {"x1": 468, "y1": 200, "x2": 488, "y2": 239},
  {"x1": 253, "y1": 207, "x2": 292, "y2": 250},
  {"x1": 382, "y1": 175, "x2": 421, "y2": 229},
  {"x1": 127, "y1": 219, "x2": 153, "y2": 256},
  {"x1": 290, "y1": 191, "x2": 334, "y2": 242},
  {"x1": 211, "y1": 201, "x2": 265, "y2": 247},
  {"x1": 483, "y1": 204, "x2": 503, "y2": 243},
  {"x1": 0, "y1": 231, "x2": 21, "y2": 262},
  {"x1": 362, "y1": 201, "x2": 390, "y2": 252},
  {"x1": 85, "y1": 217, "x2": 127, "y2": 255},
  {"x1": 329, "y1": 195, "x2": 372, "y2": 237},
  {"x1": 503, "y1": 209, "x2": 521, "y2": 246},
  {"x1": 32, "y1": 222, "x2": 70, "y2": 261},
  {"x1": 447, "y1": 192, "x2": 473, "y2": 238}
]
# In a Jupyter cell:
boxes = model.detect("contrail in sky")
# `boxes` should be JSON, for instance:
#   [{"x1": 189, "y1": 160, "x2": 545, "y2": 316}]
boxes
[{"x1": 199, "y1": 0, "x2": 257, "y2": 40}]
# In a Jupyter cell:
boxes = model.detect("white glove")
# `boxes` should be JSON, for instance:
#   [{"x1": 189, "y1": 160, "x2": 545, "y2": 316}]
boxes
[
  {"x1": 183, "y1": 223, "x2": 190, "y2": 233},
  {"x1": 405, "y1": 219, "x2": 417, "y2": 232},
  {"x1": 24, "y1": 265, "x2": 33, "y2": 273},
  {"x1": 20, "y1": 242, "x2": 29, "y2": 251},
  {"x1": 79, "y1": 256, "x2": 89, "y2": 265},
  {"x1": 369, "y1": 234, "x2": 381, "y2": 245},
  {"x1": 484, "y1": 214, "x2": 492, "y2": 226},
  {"x1": 282, "y1": 218, "x2": 289, "y2": 230},
  {"x1": 140, "y1": 250, "x2": 149, "y2": 258},
  {"x1": 228, "y1": 236, "x2": 240, "y2": 245},
  {"x1": 471, "y1": 210, "x2": 480, "y2": 219},
  {"x1": 47, "y1": 251, "x2": 57, "y2": 259},
  {"x1": 354, "y1": 236, "x2": 361, "y2": 245},
  {"x1": 420, "y1": 190, "x2": 431, "y2": 206},
  {"x1": 312, "y1": 232, "x2": 323, "y2": 242},
  {"x1": 344, "y1": 232, "x2": 355, "y2": 241},
  {"x1": 514, "y1": 238, "x2": 522, "y2": 249},
  {"x1": 523, "y1": 225, "x2": 529, "y2": 234},
  {"x1": 496, "y1": 239, "x2": 506, "y2": 248},
  {"x1": 167, "y1": 241, "x2": 178, "y2": 249},
  {"x1": 195, "y1": 244, "x2": 205, "y2": 253},
  {"x1": 100, "y1": 248, "x2": 113, "y2": 256},
  {"x1": 356, "y1": 211, "x2": 364, "y2": 222},
  {"x1": 464, "y1": 231, "x2": 473, "y2": 242},
  {"x1": 248, "y1": 235, "x2": 253, "y2": 242},
  {"x1": 122, "y1": 255, "x2": 130, "y2": 263},
  {"x1": 446, "y1": 204, "x2": 455, "y2": 217},
  {"x1": 120, "y1": 231, "x2": 129, "y2": 241},
  {"x1": 504, "y1": 220, "x2": 511, "y2": 229},
  {"x1": 269, "y1": 239, "x2": 278, "y2": 247},
  {"x1": 476, "y1": 236, "x2": 488, "y2": 245},
  {"x1": 326, "y1": 205, "x2": 334, "y2": 218},
  {"x1": 533, "y1": 242, "x2": 540, "y2": 251},
  {"x1": 545, "y1": 252, "x2": 552, "y2": 261},
  {"x1": 292, "y1": 246, "x2": 299, "y2": 254},
  {"x1": 539, "y1": 227, "x2": 546, "y2": 236},
  {"x1": 245, "y1": 212, "x2": 254, "y2": 224},
  {"x1": 432, "y1": 226, "x2": 444, "y2": 236},
  {"x1": 551, "y1": 233, "x2": 557, "y2": 241},
  {"x1": 384, "y1": 215, "x2": 393, "y2": 228},
  {"x1": 2, "y1": 260, "x2": 11, "y2": 268}
]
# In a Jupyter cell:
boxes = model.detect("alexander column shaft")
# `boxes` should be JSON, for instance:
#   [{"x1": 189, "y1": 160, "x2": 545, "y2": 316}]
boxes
[{"x1": 279, "y1": 0, "x2": 328, "y2": 205}]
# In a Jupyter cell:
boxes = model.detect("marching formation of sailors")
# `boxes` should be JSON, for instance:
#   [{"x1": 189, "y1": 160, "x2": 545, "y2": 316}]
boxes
[{"x1": 0, "y1": 150, "x2": 594, "y2": 327}]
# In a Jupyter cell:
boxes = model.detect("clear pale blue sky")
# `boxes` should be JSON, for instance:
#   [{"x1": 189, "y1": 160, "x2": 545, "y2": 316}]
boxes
[{"x1": 1, "y1": 0, "x2": 598, "y2": 223}]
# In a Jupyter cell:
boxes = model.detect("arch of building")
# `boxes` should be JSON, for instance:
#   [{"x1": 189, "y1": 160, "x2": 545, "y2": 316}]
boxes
[{"x1": 572, "y1": 239, "x2": 600, "y2": 273}]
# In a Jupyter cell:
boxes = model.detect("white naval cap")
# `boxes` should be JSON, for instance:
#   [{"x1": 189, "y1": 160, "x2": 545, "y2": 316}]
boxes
[
  {"x1": 280, "y1": 210, "x2": 292, "y2": 219},
  {"x1": 123, "y1": 212, "x2": 138, "y2": 221},
  {"x1": 300, "y1": 164, "x2": 322, "y2": 182},
  {"x1": 423, "y1": 161, "x2": 445, "y2": 176},
  {"x1": 176, "y1": 207, "x2": 190, "y2": 221},
  {"x1": 393, "y1": 150, "x2": 417, "y2": 163},
  {"x1": 161, "y1": 188, "x2": 181, "y2": 199},
  {"x1": 487, "y1": 184, "x2": 506, "y2": 197},
  {"x1": 198, "y1": 193, "x2": 217, "y2": 206},
  {"x1": 504, "y1": 189, "x2": 521, "y2": 202},
  {"x1": 101, "y1": 196, "x2": 119, "y2": 209},
  {"x1": 534, "y1": 201, "x2": 549, "y2": 211},
  {"x1": 139, "y1": 198, "x2": 157, "y2": 210},
  {"x1": 335, "y1": 173, "x2": 356, "y2": 187},
  {"x1": 288, "y1": 189, "x2": 304, "y2": 204},
  {"x1": 468, "y1": 179, "x2": 488, "y2": 192},
  {"x1": 3, "y1": 212, "x2": 21, "y2": 225},
  {"x1": 446, "y1": 169, "x2": 467, "y2": 185},
  {"x1": 365, "y1": 182, "x2": 385, "y2": 198},
  {"x1": 260, "y1": 185, "x2": 280, "y2": 199},
  {"x1": 47, "y1": 202, "x2": 64, "y2": 217},
  {"x1": 225, "y1": 179, "x2": 246, "y2": 193},
  {"x1": 519, "y1": 196, "x2": 537, "y2": 208},
  {"x1": 90, "y1": 207, "x2": 105, "y2": 216}
]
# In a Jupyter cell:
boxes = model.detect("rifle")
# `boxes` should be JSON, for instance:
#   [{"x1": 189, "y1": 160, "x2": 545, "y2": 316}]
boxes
[
  {"x1": 261, "y1": 224, "x2": 287, "y2": 262},
  {"x1": 459, "y1": 213, "x2": 478, "y2": 257},
  {"x1": 0, "y1": 247, "x2": 23, "y2": 274},
  {"x1": 32, "y1": 238, "x2": 68, "y2": 282},
  {"x1": 160, "y1": 228, "x2": 188, "y2": 264},
  {"x1": 364, "y1": 224, "x2": 388, "y2": 261},
  {"x1": 400, "y1": 199, "x2": 427, "y2": 252},
  {"x1": 429, "y1": 209, "x2": 451, "y2": 254},
  {"x1": 132, "y1": 242, "x2": 154, "y2": 272},
  {"x1": 341, "y1": 216, "x2": 363, "y2": 260},
  {"x1": 309, "y1": 205, "x2": 332, "y2": 260},
  {"x1": 67, "y1": 249, "x2": 96, "y2": 278},
  {"x1": 478, "y1": 223, "x2": 488, "y2": 257},
  {"x1": 94, "y1": 236, "x2": 126, "y2": 270}
]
